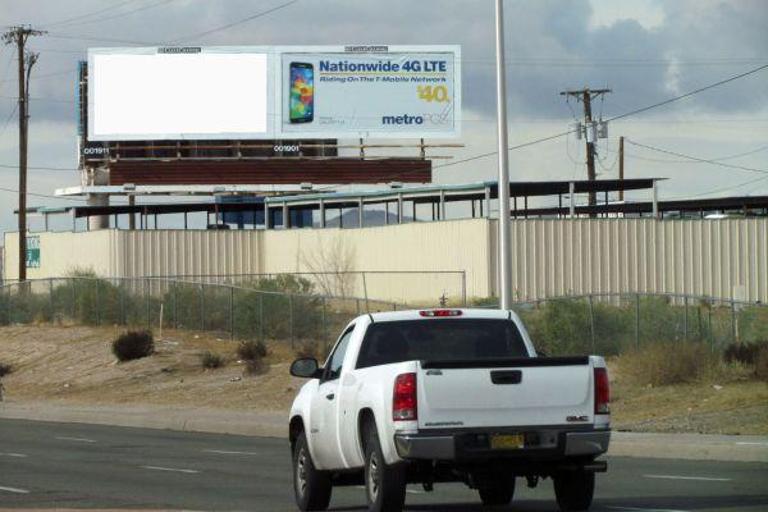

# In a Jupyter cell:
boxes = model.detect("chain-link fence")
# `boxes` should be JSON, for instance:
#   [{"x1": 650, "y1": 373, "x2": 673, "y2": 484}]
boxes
[
  {"x1": 484, "y1": 293, "x2": 767, "y2": 356},
  {"x1": 0, "y1": 277, "x2": 406, "y2": 351},
  {"x1": 146, "y1": 271, "x2": 468, "y2": 307}
]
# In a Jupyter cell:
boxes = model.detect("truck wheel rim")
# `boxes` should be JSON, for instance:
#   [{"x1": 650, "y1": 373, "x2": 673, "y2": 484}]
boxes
[
  {"x1": 368, "y1": 452, "x2": 380, "y2": 501},
  {"x1": 296, "y1": 447, "x2": 308, "y2": 497}
]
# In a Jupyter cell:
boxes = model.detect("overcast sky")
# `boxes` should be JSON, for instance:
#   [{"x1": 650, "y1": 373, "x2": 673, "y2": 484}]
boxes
[{"x1": 0, "y1": 0, "x2": 767, "y2": 234}]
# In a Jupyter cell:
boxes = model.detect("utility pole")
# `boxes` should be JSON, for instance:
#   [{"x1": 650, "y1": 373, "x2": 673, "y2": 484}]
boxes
[
  {"x1": 560, "y1": 88, "x2": 611, "y2": 213},
  {"x1": 494, "y1": 0, "x2": 512, "y2": 310},
  {"x1": 618, "y1": 135, "x2": 625, "y2": 202},
  {"x1": 3, "y1": 25, "x2": 44, "y2": 282}
]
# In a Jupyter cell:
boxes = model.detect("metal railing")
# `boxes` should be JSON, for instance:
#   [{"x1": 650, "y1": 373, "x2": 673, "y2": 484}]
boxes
[
  {"x1": 479, "y1": 292, "x2": 767, "y2": 356},
  {"x1": 0, "y1": 277, "x2": 408, "y2": 350}
]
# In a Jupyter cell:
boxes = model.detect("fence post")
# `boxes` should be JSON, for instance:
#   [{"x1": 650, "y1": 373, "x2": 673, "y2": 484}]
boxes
[
  {"x1": 635, "y1": 293, "x2": 641, "y2": 349},
  {"x1": 95, "y1": 280, "x2": 101, "y2": 326},
  {"x1": 146, "y1": 278, "x2": 151, "y2": 330},
  {"x1": 683, "y1": 296, "x2": 688, "y2": 341},
  {"x1": 199, "y1": 283, "x2": 205, "y2": 331},
  {"x1": 362, "y1": 272, "x2": 369, "y2": 313},
  {"x1": 587, "y1": 295, "x2": 596, "y2": 353},
  {"x1": 120, "y1": 282, "x2": 126, "y2": 326},
  {"x1": 461, "y1": 271, "x2": 467, "y2": 306},
  {"x1": 229, "y1": 286, "x2": 235, "y2": 341},
  {"x1": 321, "y1": 297, "x2": 328, "y2": 352},
  {"x1": 731, "y1": 300, "x2": 737, "y2": 344},
  {"x1": 259, "y1": 293, "x2": 264, "y2": 344},
  {"x1": 172, "y1": 281, "x2": 178, "y2": 329},
  {"x1": 48, "y1": 278, "x2": 54, "y2": 323},
  {"x1": 289, "y1": 294, "x2": 295, "y2": 348},
  {"x1": 71, "y1": 279, "x2": 76, "y2": 321}
]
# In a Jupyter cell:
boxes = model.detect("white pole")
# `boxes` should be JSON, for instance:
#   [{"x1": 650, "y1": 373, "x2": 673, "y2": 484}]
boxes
[{"x1": 495, "y1": 0, "x2": 512, "y2": 310}]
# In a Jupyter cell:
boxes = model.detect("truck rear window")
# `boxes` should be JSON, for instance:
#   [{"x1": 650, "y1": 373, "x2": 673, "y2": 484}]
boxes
[{"x1": 356, "y1": 319, "x2": 529, "y2": 369}]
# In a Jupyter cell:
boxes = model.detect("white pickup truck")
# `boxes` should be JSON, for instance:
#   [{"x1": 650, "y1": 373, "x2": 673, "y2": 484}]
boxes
[{"x1": 288, "y1": 308, "x2": 610, "y2": 512}]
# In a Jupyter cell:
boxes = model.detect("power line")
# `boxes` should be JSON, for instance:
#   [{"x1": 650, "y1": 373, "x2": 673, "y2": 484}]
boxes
[
  {"x1": 0, "y1": 162, "x2": 77, "y2": 172},
  {"x1": 40, "y1": 0, "x2": 142, "y2": 29},
  {"x1": 0, "y1": 185, "x2": 88, "y2": 202},
  {"x1": 50, "y1": 0, "x2": 177, "y2": 29},
  {"x1": 668, "y1": 174, "x2": 768, "y2": 199},
  {"x1": 626, "y1": 140, "x2": 768, "y2": 175},
  {"x1": 168, "y1": 0, "x2": 301, "y2": 43},
  {"x1": 607, "y1": 63, "x2": 768, "y2": 123}
]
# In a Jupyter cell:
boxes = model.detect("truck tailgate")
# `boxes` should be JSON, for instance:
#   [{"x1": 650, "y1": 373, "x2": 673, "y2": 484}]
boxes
[{"x1": 417, "y1": 357, "x2": 594, "y2": 429}]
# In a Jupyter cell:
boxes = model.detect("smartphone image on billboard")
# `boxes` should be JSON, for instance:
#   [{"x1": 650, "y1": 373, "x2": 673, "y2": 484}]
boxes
[{"x1": 289, "y1": 62, "x2": 314, "y2": 123}]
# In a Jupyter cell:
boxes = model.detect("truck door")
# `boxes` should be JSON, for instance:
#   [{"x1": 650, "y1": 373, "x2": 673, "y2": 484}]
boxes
[{"x1": 309, "y1": 325, "x2": 354, "y2": 470}]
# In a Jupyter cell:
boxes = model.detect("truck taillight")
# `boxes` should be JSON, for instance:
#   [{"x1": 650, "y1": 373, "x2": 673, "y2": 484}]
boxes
[
  {"x1": 393, "y1": 372, "x2": 417, "y2": 421},
  {"x1": 594, "y1": 367, "x2": 610, "y2": 415},
  {"x1": 419, "y1": 309, "x2": 462, "y2": 317}
]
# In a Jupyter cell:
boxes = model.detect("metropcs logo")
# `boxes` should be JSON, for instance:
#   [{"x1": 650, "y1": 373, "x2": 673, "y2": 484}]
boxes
[{"x1": 381, "y1": 114, "x2": 424, "y2": 125}]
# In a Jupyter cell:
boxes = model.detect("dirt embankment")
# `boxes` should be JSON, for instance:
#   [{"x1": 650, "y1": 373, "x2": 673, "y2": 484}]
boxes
[{"x1": 0, "y1": 325, "x2": 766, "y2": 435}]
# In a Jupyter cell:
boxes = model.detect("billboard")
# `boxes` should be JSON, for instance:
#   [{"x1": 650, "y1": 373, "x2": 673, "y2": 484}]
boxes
[{"x1": 87, "y1": 45, "x2": 461, "y2": 141}]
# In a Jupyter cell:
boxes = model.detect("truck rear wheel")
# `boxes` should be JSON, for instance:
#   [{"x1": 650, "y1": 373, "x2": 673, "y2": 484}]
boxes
[
  {"x1": 478, "y1": 478, "x2": 515, "y2": 506},
  {"x1": 293, "y1": 431, "x2": 332, "y2": 511},
  {"x1": 554, "y1": 470, "x2": 594, "y2": 511},
  {"x1": 363, "y1": 421, "x2": 406, "y2": 512}
]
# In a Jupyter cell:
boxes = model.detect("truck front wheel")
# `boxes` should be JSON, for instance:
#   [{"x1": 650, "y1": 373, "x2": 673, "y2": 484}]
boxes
[
  {"x1": 293, "y1": 431, "x2": 332, "y2": 511},
  {"x1": 363, "y1": 422, "x2": 406, "y2": 512},
  {"x1": 554, "y1": 470, "x2": 595, "y2": 511}
]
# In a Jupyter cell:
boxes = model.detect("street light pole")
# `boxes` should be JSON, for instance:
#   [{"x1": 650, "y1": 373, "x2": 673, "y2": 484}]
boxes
[{"x1": 494, "y1": 0, "x2": 512, "y2": 309}]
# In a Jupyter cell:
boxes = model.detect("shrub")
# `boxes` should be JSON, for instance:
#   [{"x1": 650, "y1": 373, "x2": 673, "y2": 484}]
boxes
[
  {"x1": 112, "y1": 330, "x2": 154, "y2": 362},
  {"x1": 723, "y1": 342, "x2": 763, "y2": 365},
  {"x1": 201, "y1": 351, "x2": 225, "y2": 369},
  {"x1": 618, "y1": 341, "x2": 722, "y2": 386},
  {"x1": 756, "y1": 345, "x2": 768, "y2": 382},
  {"x1": 237, "y1": 340, "x2": 268, "y2": 361},
  {"x1": 295, "y1": 340, "x2": 319, "y2": 360},
  {"x1": 0, "y1": 362, "x2": 12, "y2": 377}
]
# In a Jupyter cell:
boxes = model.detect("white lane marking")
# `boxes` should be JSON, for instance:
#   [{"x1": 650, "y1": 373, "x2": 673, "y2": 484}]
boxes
[
  {"x1": 55, "y1": 436, "x2": 96, "y2": 443},
  {"x1": 643, "y1": 474, "x2": 732, "y2": 482},
  {"x1": 202, "y1": 449, "x2": 260, "y2": 455},
  {"x1": 141, "y1": 465, "x2": 200, "y2": 474},
  {"x1": 0, "y1": 485, "x2": 30, "y2": 494},
  {"x1": 609, "y1": 507, "x2": 690, "y2": 512},
  {"x1": 0, "y1": 453, "x2": 27, "y2": 458},
  {"x1": 406, "y1": 489, "x2": 425, "y2": 495},
  {"x1": 735, "y1": 442, "x2": 768, "y2": 446}
]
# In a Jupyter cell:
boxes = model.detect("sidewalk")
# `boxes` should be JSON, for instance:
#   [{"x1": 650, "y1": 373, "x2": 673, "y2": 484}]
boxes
[{"x1": 2, "y1": 401, "x2": 767, "y2": 463}]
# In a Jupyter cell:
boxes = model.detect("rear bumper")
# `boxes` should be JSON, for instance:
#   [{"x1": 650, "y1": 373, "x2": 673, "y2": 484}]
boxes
[{"x1": 394, "y1": 428, "x2": 610, "y2": 462}]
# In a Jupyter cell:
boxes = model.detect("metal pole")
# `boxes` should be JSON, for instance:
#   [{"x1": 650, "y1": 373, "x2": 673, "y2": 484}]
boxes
[
  {"x1": 289, "y1": 294, "x2": 294, "y2": 348},
  {"x1": 259, "y1": 293, "x2": 264, "y2": 343},
  {"x1": 48, "y1": 278, "x2": 53, "y2": 322},
  {"x1": 95, "y1": 280, "x2": 100, "y2": 325},
  {"x1": 588, "y1": 295, "x2": 595, "y2": 353},
  {"x1": 199, "y1": 283, "x2": 204, "y2": 331},
  {"x1": 683, "y1": 296, "x2": 688, "y2": 341},
  {"x1": 635, "y1": 293, "x2": 640, "y2": 348},
  {"x1": 494, "y1": 0, "x2": 512, "y2": 310},
  {"x1": 461, "y1": 271, "x2": 467, "y2": 306},
  {"x1": 731, "y1": 299, "x2": 736, "y2": 344},
  {"x1": 229, "y1": 286, "x2": 235, "y2": 341}
]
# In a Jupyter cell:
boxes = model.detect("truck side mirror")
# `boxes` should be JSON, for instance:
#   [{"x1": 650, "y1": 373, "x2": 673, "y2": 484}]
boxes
[{"x1": 290, "y1": 358, "x2": 322, "y2": 379}]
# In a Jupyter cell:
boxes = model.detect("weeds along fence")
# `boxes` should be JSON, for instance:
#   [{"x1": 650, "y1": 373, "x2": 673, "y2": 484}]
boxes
[
  {"x1": 483, "y1": 293, "x2": 768, "y2": 357},
  {"x1": 0, "y1": 277, "x2": 405, "y2": 350},
  {"x1": 148, "y1": 271, "x2": 468, "y2": 307}
]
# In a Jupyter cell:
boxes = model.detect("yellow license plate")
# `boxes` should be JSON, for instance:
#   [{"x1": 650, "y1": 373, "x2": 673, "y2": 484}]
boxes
[{"x1": 490, "y1": 434, "x2": 524, "y2": 450}]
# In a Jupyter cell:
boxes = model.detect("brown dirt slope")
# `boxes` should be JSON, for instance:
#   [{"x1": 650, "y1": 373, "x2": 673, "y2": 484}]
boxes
[{"x1": 1, "y1": 326, "x2": 766, "y2": 435}]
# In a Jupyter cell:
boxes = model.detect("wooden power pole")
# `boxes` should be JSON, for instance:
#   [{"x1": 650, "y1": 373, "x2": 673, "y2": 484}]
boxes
[
  {"x1": 3, "y1": 26, "x2": 44, "y2": 281},
  {"x1": 560, "y1": 88, "x2": 611, "y2": 213}
]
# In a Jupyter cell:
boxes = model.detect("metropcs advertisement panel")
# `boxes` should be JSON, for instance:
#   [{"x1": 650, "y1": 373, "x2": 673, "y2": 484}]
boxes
[{"x1": 88, "y1": 45, "x2": 461, "y2": 141}]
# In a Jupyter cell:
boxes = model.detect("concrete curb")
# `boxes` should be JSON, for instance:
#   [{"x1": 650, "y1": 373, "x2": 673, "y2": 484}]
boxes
[{"x1": 2, "y1": 402, "x2": 767, "y2": 462}]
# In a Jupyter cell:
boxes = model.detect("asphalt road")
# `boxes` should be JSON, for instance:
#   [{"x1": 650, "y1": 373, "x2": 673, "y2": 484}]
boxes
[{"x1": 1, "y1": 419, "x2": 767, "y2": 511}]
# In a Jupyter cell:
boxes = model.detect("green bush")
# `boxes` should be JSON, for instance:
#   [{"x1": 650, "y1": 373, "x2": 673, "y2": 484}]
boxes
[
  {"x1": 112, "y1": 330, "x2": 154, "y2": 362},
  {"x1": 201, "y1": 351, "x2": 225, "y2": 369},
  {"x1": 0, "y1": 362, "x2": 12, "y2": 377},
  {"x1": 723, "y1": 342, "x2": 764, "y2": 365}
]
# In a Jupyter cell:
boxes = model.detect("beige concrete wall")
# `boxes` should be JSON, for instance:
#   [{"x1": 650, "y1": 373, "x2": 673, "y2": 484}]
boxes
[
  {"x1": 498, "y1": 218, "x2": 768, "y2": 303},
  {"x1": 4, "y1": 217, "x2": 766, "y2": 304},
  {"x1": 3, "y1": 230, "x2": 118, "y2": 280}
]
